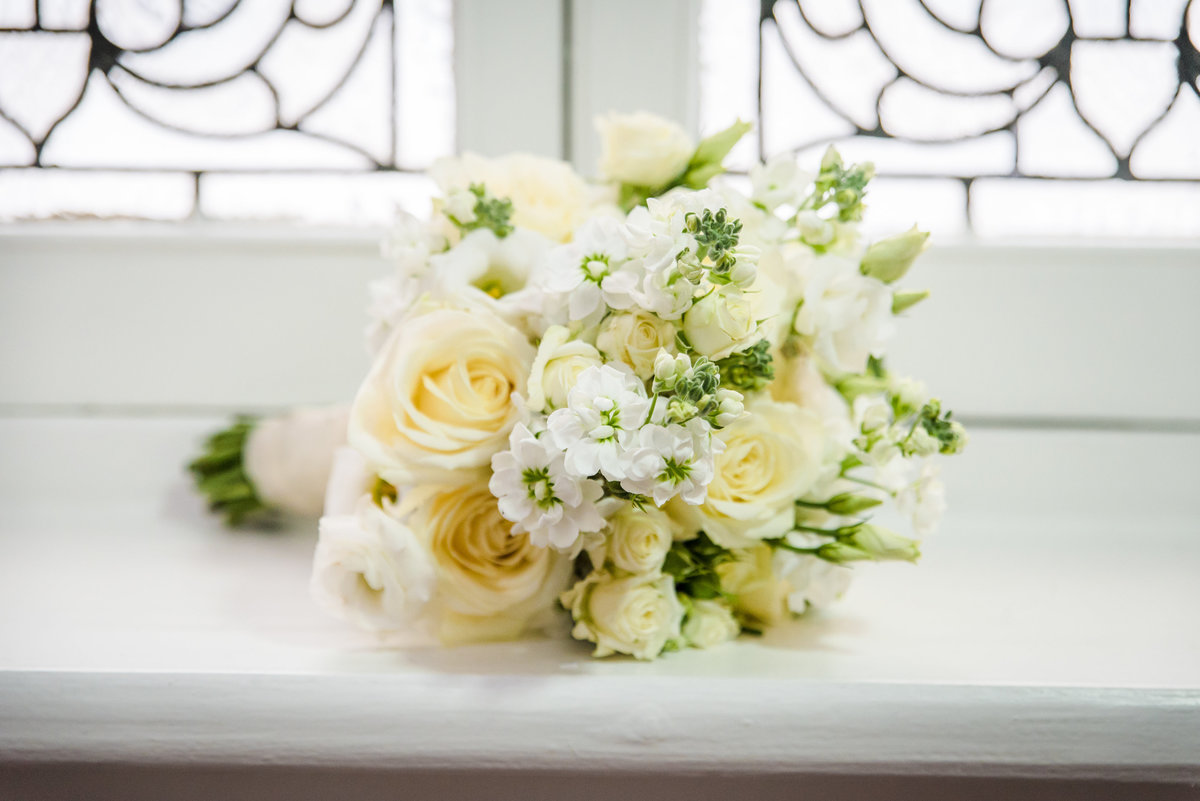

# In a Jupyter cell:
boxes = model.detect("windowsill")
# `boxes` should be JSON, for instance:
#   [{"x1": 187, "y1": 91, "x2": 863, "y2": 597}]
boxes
[
  {"x1": 0, "y1": 416, "x2": 1196, "y2": 784},
  {"x1": 3, "y1": 218, "x2": 1200, "y2": 251}
]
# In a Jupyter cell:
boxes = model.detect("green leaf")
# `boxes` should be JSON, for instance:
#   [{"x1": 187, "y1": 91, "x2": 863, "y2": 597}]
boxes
[
  {"x1": 680, "y1": 161, "x2": 726, "y2": 190},
  {"x1": 688, "y1": 119, "x2": 753, "y2": 172}
]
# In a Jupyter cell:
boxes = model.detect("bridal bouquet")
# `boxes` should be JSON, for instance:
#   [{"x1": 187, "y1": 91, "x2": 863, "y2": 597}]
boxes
[{"x1": 190, "y1": 113, "x2": 966, "y2": 659}]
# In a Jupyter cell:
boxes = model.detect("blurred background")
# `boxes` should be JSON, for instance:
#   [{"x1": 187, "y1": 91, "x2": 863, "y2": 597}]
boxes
[
  {"x1": 0, "y1": 0, "x2": 1195, "y2": 428},
  {"x1": 0, "y1": 0, "x2": 1196, "y2": 234}
]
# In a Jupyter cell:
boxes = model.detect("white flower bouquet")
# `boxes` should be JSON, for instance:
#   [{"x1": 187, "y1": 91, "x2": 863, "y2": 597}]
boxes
[{"x1": 189, "y1": 113, "x2": 966, "y2": 660}]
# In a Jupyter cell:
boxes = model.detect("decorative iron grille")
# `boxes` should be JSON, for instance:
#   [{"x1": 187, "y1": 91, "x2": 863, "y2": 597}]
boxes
[
  {"x1": 0, "y1": 0, "x2": 454, "y2": 223},
  {"x1": 701, "y1": 0, "x2": 1200, "y2": 237}
]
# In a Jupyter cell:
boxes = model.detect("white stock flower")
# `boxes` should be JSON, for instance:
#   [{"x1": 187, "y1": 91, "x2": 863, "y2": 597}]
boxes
[
  {"x1": 774, "y1": 548, "x2": 853, "y2": 612},
  {"x1": 244, "y1": 405, "x2": 350, "y2": 518},
  {"x1": 409, "y1": 479, "x2": 573, "y2": 644},
  {"x1": 681, "y1": 289, "x2": 758, "y2": 360},
  {"x1": 749, "y1": 155, "x2": 812, "y2": 212},
  {"x1": 489, "y1": 423, "x2": 606, "y2": 553},
  {"x1": 792, "y1": 255, "x2": 895, "y2": 374},
  {"x1": 349, "y1": 307, "x2": 535, "y2": 486},
  {"x1": 601, "y1": 502, "x2": 675, "y2": 575},
  {"x1": 543, "y1": 216, "x2": 639, "y2": 324},
  {"x1": 310, "y1": 450, "x2": 434, "y2": 631},
  {"x1": 673, "y1": 400, "x2": 827, "y2": 548},
  {"x1": 596, "y1": 310, "x2": 678, "y2": 380},
  {"x1": 526, "y1": 326, "x2": 604, "y2": 412},
  {"x1": 562, "y1": 570, "x2": 684, "y2": 660},
  {"x1": 632, "y1": 259, "x2": 697, "y2": 320},
  {"x1": 431, "y1": 152, "x2": 603, "y2": 243},
  {"x1": 682, "y1": 599, "x2": 740, "y2": 649},
  {"x1": 382, "y1": 209, "x2": 444, "y2": 275},
  {"x1": 854, "y1": 394, "x2": 891, "y2": 434},
  {"x1": 896, "y1": 461, "x2": 947, "y2": 538},
  {"x1": 597, "y1": 111, "x2": 695, "y2": 189},
  {"x1": 546, "y1": 365, "x2": 650, "y2": 481},
  {"x1": 620, "y1": 420, "x2": 717, "y2": 506}
]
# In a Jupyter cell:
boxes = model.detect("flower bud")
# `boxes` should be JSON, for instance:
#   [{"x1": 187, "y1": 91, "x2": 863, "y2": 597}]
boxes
[
  {"x1": 823, "y1": 493, "x2": 883, "y2": 516},
  {"x1": 943, "y1": 421, "x2": 969, "y2": 454},
  {"x1": 855, "y1": 396, "x2": 890, "y2": 434},
  {"x1": 854, "y1": 524, "x2": 920, "y2": 562},
  {"x1": 820, "y1": 146, "x2": 843, "y2": 173},
  {"x1": 728, "y1": 257, "x2": 757, "y2": 289},
  {"x1": 861, "y1": 226, "x2": 930, "y2": 284},
  {"x1": 906, "y1": 426, "x2": 940, "y2": 457},
  {"x1": 820, "y1": 524, "x2": 919, "y2": 564},
  {"x1": 713, "y1": 388, "x2": 744, "y2": 427},
  {"x1": 892, "y1": 289, "x2": 930, "y2": 314},
  {"x1": 891, "y1": 377, "x2": 928, "y2": 413},
  {"x1": 444, "y1": 188, "x2": 477, "y2": 224},
  {"x1": 654, "y1": 349, "x2": 681, "y2": 384}
]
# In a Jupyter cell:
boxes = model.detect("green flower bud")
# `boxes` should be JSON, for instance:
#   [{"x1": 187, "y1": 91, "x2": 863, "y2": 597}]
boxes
[
  {"x1": 820, "y1": 146, "x2": 843, "y2": 173},
  {"x1": 823, "y1": 493, "x2": 883, "y2": 516},
  {"x1": 861, "y1": 226, "x2": 930, "y2": 284},
  {"x1": 892, "y1": 289, "x2": 930, "y2": 314},
  {"x1": 820, "y1": 524, "x2": 920, "y2": 563}
]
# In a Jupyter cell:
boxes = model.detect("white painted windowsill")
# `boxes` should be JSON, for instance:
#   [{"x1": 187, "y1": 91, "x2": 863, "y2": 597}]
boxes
[{"x1": 0, "y1": 416, "x2": 1197, "y2": 793}]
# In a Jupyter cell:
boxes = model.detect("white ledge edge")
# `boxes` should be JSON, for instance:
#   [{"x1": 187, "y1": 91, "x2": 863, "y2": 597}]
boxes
[{"x1": 2, "y1": 672, "x2": 1197, "y2": 780}]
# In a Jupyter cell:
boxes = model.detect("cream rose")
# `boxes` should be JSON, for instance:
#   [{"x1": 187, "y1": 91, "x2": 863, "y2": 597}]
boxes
[
  {"x1": 431, "y1": 152, "x2": 603, "y2": 243},
  {"x1": 681, "y1": 290, "x2": 758, "y2": 360},
  {"x1": 672, "y1": 399, "x2": 826, "y2": 548},
  {"x1": 527, "y1": 325, "x2": 603, "y2": 412},
  {"x1": 716, "y1": 544, "x2": 789, "y2": 627},
  {"x1": 348, "y1": 307, "x2": 535, "y2": 486},
  {"x1": 595, "y1": 310, "x2": 677, "y2": 380},
  {"x1": 602, "y1": 503, "x2": 675, "y2": 575},
  {"x1": 410, "y1": 480, "x2": 571, "y2": 644},
  {"x1": 562, "y1": 570, "x2": 684, "y2": 660},
  {"x1": 597, "y1": 111, "x2": 695, "y2": 189},
  {"x1": 682, "y1": 599, "x2": 740, "y2": 648}
]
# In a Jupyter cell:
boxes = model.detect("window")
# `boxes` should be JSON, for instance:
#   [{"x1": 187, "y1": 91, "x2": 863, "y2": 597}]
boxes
[
  {"x1": 0, "y1": 0, "x2": 453, "y2": 224},
  {"x1": 700, "y1": 0, "x2": 1200, "y2": 238}
]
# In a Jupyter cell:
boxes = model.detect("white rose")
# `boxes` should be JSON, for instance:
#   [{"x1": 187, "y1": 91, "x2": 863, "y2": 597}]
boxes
[
  {"x1": 602, "y1": 503, "x2": 675, "y2": 575},
  {"x1": 348, "y1": 307, "x2": 535, "y2": 486},
  {"x1": 716, "y1": 544, "x2": 790, "y2": 627},
  {"x1": 311, "y1": 450, "x2": 435, "y2": 631},
  {"x1": 595, "y1": 310, "x2": 677, "y2": 380},
  {"x1": 681, "y1": 290, "x2": 757, "y2": 360},
  {"x1": 527, "y1": 326, "x2": 604, "y2": 412},
  {"x1": 682, "y1": 599, "x2": 740, "y2": 649},
  {"x1": 409, "y1": 479, "x2": 572, "y2": 644},
  {"x1": 562, "y1": 570, "x2": 684, "y2": 660},
  {"x1": 672, "y1": 399, "x2": 826, "y2": 548},
  {"x1": 244, "y1": 405, "x2": 350, "y2": 518},
  {"x1": 431, "y1": 152, "x2": 606, "y2": 243},
  {"x1": 597, "y1": 111, "x2": 695, "y2": 189}
]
